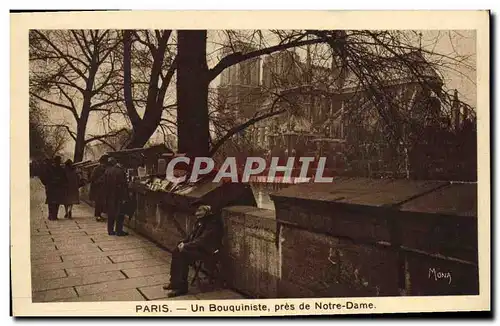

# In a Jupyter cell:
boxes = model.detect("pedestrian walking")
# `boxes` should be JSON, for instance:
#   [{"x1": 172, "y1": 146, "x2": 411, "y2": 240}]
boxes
[
  {"x1": 89, "y1": 155, "x2": 109, "y2": 222},
  {"x1": 62, "y1": 159, "x2": 80, "y2": 219},
  {"x1": 45, "y1": 156, "x2": 67, "y2": 220},
  {"x1": 103, "y1": 157, "x2": 129, "y2": 236}
]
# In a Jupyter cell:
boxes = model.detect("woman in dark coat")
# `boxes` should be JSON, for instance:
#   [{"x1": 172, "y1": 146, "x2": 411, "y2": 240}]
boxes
[
  {"x1": 89, "y1": 155, "x2": 109, "y2": 221},
  {"x1": 45, "y1": 156, "x2": 67, "y2": 220},
  {"x1": 63, "y1": 159, "x2": 80, "y2": 219}
]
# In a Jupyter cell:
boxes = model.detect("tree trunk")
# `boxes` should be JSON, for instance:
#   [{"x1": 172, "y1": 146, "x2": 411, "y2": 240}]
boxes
[
  {"x1": 176, "y1": 30, "x2": 210, "y2": 157},
  {"x1": 73, "y1": 115, "x2": 88, "y2": 162},
  {"x1": 124, "y1": 30, "x2": 176, "y2": 150},
  {"x1": 73, "y1": 60, "x2": 97, "y2": 162},
  {"x1": 73, "y1": 99, "x2": 90, "y2": 162},
  {"x1": 126, "y1": 119, "x2": 159, "y2": 149}
]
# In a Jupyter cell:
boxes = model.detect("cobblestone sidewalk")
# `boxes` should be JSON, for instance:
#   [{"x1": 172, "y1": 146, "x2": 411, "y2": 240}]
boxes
[{"x1": 30, "y1": 179, "x2": 244, "y2": 302}]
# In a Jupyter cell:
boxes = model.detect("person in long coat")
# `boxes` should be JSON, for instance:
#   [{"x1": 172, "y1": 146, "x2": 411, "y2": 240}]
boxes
[
  {"x1": 163, "y1": 205, "x2": 224, "y2": 297},
  {"x1": 103, "y1": 157, "x2": 129, "y2": 236},
  {"x1": 62, "y1": 159, "x2": 80, "y2": 219},
  {"x1": 89, "y1": 155, "x2": 109, "y2": 221},
  {"x1": 45, "y1": 156, "x2": 67, "y2": 220}
]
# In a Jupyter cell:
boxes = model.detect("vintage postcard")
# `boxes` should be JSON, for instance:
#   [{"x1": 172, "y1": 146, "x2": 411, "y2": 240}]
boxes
[{"x1": 11, "y1": 10, "x2": 490, "y2": 316}]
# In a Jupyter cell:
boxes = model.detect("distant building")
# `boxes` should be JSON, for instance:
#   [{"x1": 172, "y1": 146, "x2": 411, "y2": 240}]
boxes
[
  {"x1": 216, "y1": 46, "x2": 475, "y2": 179},
  {"x1": 217, "y1": 42, "x2": 263, "y2": 122}
]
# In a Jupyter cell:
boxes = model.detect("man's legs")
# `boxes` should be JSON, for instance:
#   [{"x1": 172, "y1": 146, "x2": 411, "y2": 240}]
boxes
[
  {"x1": 115, "y1": 214, "x2": 128, "y2": 236},
  {"x1": 67, "y1": 204, "x2": 73, "y2": 219},
  {"x1": 48, "y1": 204, "x2": 60, "y2": 220},
  {"x1": 94, "y1": 203, "x2": 100, "y2": 216},
  {"x1": 47, "y1": 204, "x2": 54, "y2": 220},
  {"x1": 94, "y1": 201, "x2": 103, "y2": 221},
  {"x1": 167, "y1": 248, "x2": 191, "y2": 293},
  {"x1": 107, "y1": 214, "x2": 116, "y2": 235},
  {"x1": 45, "y1": 189, "x2": 50, "y2": 220},
  {"x1": 165, "y1": 248, "x2": 203, "y2": 296}
]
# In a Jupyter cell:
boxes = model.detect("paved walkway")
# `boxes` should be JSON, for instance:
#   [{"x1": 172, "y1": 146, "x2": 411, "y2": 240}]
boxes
[{"x1": 30, "y1": 179, "x2": 244, "y2": 302}]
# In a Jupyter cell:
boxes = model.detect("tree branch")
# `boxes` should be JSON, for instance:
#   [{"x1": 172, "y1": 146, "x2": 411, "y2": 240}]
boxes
[
  {"x1": 132, "y1": 30, "x2": 156, "y2": 55},
  {"x1": 85, "y1": 127, "x2": 129, "y2": 144},
  {"x1": 44, "y1": 124, "x2": 77, "y2": 141},
  {"x1": 70, "y1": 30, "x2": 92, "y2": 62},
  {"x1": 208, "y1": 36, "x2": 325, "y2": 81},
  {"x1": 209, "y1": 101, "x2": 286, "y2": 156},
  {"x1": 123, "y1": 30, "x2": 142, "y2": 130},
  {"x1": 34, "y1": 31, "x2": 88, "y2": 80},
  {"x1": 92, "y1": 55, "x2": 116, "y2": 95},
  {"x1": 59, "y1": 74, "x2": 86, "y2": 93},
  {"x1": 87, "y1": 137, "x2": 118, "y2": 151},
  {"x1": 90, "y1": 98, "x2": 122, "y2": 111},
  {"x1": 156, "y1": 56, "x2": 177, "y2": 107},
  {"x1": 55, "y1": 85, "x2": 79, "y2": 121},
  {"x1": 143, "y1": 30, "x2": 171, "y2": 120},
  {"x1": 31, "y1": 92, "x2": 80, "y2": 121}
]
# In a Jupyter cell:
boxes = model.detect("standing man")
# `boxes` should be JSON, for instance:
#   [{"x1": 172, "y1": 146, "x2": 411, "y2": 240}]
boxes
[
  {"x1": 163, "y1": 205, "x2": 224, "y2": 297},
  {"x1": 45, "y1": 156, "x2": 66, "y2": 220},
  {"x1": 62, "y1": 159, "x2": 80, "y2": 219},
  {"x1": 90, "y1": 155, "x2": 109, "y2": 222},
  {"x1": 103, "y1": 157, "x2": 129, "y2": 236}
]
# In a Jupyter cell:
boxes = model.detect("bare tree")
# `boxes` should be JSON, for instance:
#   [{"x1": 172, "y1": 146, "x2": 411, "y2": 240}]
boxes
[
  {"x1": 122, "y1": 30, "x2": 177, "y2": 149},
  {"x1": 29, "y1": 30, "x2": 122, "y2": 162}
]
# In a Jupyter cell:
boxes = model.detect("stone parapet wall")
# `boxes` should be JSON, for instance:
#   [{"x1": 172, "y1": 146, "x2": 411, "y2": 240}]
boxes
[
  {"x1": 78, "y1": 172, "x2": 478, "y2": 298},
  {"x1": 271, "y1": 179, "x2": 478, "y2": 297},
  {"x1": 221, "y1": 206, "x2": 279, "y2": 298}
]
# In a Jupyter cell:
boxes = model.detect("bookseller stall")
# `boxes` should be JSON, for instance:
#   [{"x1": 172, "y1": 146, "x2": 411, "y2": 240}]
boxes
[{"x1": 104, "y1": 146, "x2": 256, "y2": 251}]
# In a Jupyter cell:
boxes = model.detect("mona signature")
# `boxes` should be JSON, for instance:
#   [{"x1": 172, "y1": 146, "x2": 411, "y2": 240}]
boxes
[{"x1": 428, "y1": 268, "x2": 452, "y2": 284}]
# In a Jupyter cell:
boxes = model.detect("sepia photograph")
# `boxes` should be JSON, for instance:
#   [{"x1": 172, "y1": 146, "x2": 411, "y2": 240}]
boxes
[{"x1": 11, "y1": 10, "x2": 490, "y2": 316}]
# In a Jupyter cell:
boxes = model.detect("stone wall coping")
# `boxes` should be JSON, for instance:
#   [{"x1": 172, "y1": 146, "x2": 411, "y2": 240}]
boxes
[
  {"x1": 270, "y1": 178, "x2": 449, "y2": 207},
  {"x1": 222, "y1": 206, "x2": 277, "y2": 234},
  {"x1": 399, "y1": 183, "x2": 477, "y2": 217},
  {"x1": 224, "y1": 206, "x2": 276, "y2": 219},
  {"x1": 270, "y1": 178, "x2": 477, "y2": 217}
]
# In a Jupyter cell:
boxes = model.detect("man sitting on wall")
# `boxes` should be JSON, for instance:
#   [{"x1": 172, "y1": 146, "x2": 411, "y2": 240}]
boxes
[{"x1": 163, "y1": 205, "x2": 224, "y2": 298}]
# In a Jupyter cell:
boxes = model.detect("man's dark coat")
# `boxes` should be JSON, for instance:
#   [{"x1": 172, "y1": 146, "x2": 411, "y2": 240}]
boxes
[
  {"x1": 45, "y1": 163, "x2": 67, "y2": 204},
  {"x1": 89, "y1": 163, "x2": 107, "y2": 202},
  {"x1": 103, "y1": 164, "x2": 129, "y2": 217},
  {"x1": 182, "y1": 213, "x2": 224, "y2": 255}
]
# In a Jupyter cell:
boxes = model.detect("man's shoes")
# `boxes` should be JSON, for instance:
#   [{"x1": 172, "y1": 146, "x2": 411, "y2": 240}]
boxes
[
  {"x1": 108, "y1": 231, "x2": 116, "y2": 236},
  {"x1": 166, "y1": 289, "x2": 188, "y2": 298},
  {"x1": 116, "y1": 231, "x2": 129, "y2": 236},
  {"x1": 162, "y1": 284, "x2": 173, "y2": 290}
]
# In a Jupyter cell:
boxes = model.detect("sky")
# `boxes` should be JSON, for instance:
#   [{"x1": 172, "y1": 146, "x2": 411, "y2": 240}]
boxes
[{"x1": 40, "y1": 29, "x2": 477, "y2": 159}]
